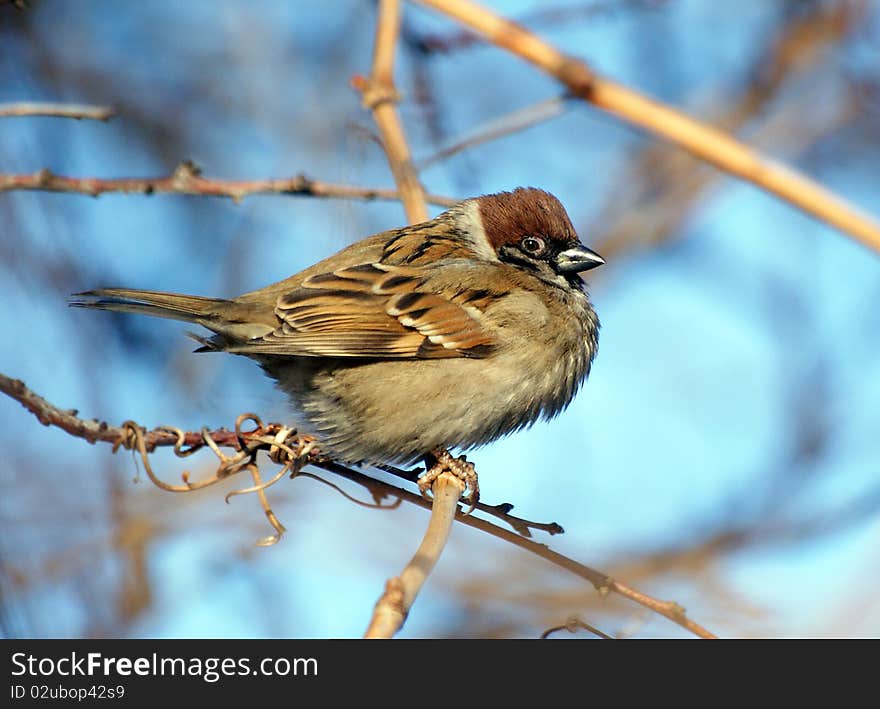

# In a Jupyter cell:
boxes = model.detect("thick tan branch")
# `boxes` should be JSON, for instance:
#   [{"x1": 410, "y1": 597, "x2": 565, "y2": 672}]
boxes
[
  {"x1": 0, "y1": 163, "x2": 457, "y2": 207},
  {"x1": 364, "y1": 472, "x2": 463, "y2": 638},
  {"x1": 415, "y1": 0, "x2": 880, "y2": 254},
  {"x1": 356, "y1": 0, "x2": 429, "y2": 224}
]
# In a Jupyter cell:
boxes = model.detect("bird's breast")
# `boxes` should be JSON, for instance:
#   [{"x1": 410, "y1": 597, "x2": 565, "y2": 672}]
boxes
[{"x1": 479, "y1": 284, "x2": 598, "y2": 427}]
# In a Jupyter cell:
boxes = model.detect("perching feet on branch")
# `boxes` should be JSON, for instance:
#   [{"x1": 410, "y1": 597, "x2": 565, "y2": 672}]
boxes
[{"x1": 418, "y1": 449, "x2": 479, "y2": 513}]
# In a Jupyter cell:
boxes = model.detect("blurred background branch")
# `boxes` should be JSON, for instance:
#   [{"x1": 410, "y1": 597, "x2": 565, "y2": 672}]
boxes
[{"x1": 0, "y1": 101, "x2": 116, "y2": 120}]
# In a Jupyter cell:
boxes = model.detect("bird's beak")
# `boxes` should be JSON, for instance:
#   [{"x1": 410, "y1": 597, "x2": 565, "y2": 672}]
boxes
[{"x1": 554, "y1": 245, "x2": 606, "y2": 273}]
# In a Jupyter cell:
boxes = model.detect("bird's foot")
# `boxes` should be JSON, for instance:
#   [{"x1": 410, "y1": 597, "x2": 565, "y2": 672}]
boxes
[{"x1": 418, "y1": 449, "x2": 479, "y2": 514}]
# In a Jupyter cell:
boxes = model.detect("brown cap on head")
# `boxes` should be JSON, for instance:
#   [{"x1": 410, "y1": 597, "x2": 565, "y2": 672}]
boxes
[{"x1": 476, "y1": 187, "x2": 580, "y2": 251}]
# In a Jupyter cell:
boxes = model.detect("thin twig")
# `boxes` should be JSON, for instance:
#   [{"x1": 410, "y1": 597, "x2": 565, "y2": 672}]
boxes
[
  {"x1": 355, "y1": 0, "x2": 429, "y2": 223},
  {"x1": 414, "y1": 0, "x2": 880, "y2": 253},
  {"x1": 0, "y1": 373, "x2": 717, "y2": 638},
  {"x1": 541, "y1": 615, "x2": 613, "y2": 640},
  {"x1": 378, "y1": 462, "x2": 564, "y2": 536},
  {"x1": 0, "y1": 102, "x2": 116, "y2": 121},
  {"x1": 298, "y1": 471, "x2": 403, "y2": 510},
  {"x1": 417, "y1": 94, "x2": 570, "y2": 168},
  {"x1": 477, "y1": 501, "x2": 564, "y2": 537},
  {"x1": 0, "y1": 162, "x2": 457, "y2": 207},
  {"x1": 364, "y1": 471, "x2": 464, "y2": 637}
]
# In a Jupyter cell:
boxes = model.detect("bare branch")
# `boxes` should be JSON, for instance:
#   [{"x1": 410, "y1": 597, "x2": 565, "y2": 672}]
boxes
[
  {"x1": 417, "y1": 94, "x2": 570, "y2": 169},
  {"x1": 0, "y1": 373, "x2": 290, "y2": 451},
  {"x1": 0, "y1": 102, "x2": 116, "y2": 121},
  {"x1": 541, "y1": 615, "x2": 613, "y2": 640},
  {"x1": 0, "y1": 162, "x2": 458, "y2": 207},
  {"x1": 364, "y1": 471, "x2": 464, "y2": 637},
  {"x1": 415, "y1": 0, "x2": 880, "y2": 253},
  {"x1": 355, "y1": 0, "x2": 429, "y2": 223}
]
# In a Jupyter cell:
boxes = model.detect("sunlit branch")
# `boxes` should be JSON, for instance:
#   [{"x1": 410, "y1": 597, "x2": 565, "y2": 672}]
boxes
[{"x1": 0, "y1": 162, "x2": 458, "y2": 207}]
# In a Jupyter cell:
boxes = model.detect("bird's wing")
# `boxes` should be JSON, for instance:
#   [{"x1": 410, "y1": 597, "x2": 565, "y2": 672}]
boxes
[{"x1": 224, "y1": 263, "x2": 496, "y2": 359}]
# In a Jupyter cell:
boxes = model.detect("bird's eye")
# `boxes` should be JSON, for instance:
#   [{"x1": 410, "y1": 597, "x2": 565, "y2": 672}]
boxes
[{"x1": 521, "y1": 236, "x2": 545, "y2": 255}]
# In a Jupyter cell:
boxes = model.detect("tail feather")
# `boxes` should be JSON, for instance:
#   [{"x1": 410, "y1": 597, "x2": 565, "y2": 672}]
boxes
[
  {"x1": 186, "y1": 330, "x2": 223, "y2": 353},
  {"x1": 70, "y1": 288, "x2": 276, "y2": 348},
  {"x1": 70, "y1": 288, "x2": 228, "y2": 324}
]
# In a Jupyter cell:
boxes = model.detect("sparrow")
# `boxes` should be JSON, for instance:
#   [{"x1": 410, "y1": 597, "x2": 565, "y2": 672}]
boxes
[{"x1": 71, "y1": 187, "x2": 604, "y2": 504}]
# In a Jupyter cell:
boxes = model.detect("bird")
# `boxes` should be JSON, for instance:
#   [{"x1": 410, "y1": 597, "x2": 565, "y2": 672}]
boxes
[{"x1": 71, "y1": 187, "x2": 604, "y2": 505}]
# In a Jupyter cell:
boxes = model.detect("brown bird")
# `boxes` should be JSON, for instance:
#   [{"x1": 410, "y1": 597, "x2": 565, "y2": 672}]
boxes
[{"x1": 71, "y1": 187, "x2": 604, "y2": 504}]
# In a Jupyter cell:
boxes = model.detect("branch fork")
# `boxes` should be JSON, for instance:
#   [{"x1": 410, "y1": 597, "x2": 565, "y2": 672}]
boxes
[{"x1": 352, "y1": 74, "x2": 401, "y2": 111}]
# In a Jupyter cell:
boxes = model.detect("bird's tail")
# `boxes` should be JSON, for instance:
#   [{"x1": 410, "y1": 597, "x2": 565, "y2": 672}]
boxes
[{"x1": 69, "y1": 288, "x2": 229, "y2": 324}]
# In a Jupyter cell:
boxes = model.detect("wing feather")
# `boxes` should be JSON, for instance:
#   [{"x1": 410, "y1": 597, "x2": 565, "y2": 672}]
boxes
[{"x1": 225, "y1": 263, "x2": 495, "y2": 359}]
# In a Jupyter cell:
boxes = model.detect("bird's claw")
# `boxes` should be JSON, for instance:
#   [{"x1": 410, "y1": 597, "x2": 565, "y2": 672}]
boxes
[{"x1": 418, "y1": 449, "x2": 480, "y2": 514}]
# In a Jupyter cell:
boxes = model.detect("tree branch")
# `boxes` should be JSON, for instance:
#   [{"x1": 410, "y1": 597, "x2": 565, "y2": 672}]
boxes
[
  {"x1": 541, "y1": 615, "x2": 613, "y2": 640},
  {"x1": 414, "y1": 0, "x2": 880, "y2": 254},
  {"x1": 364, "y1": 471, "x2": 464, "y2": 637},
  {"x1": 0, "y1": 162, "x2": 458, "y2": 207},
  {"x1": 0, "y1": 102, "x2": 116, "y2": 121},
  {"x1": 355, "y1": 0, "x2": 429, "y2": 223},
  {"x1": 417, "y1": 94, "x2": 570, "y2": 169}
]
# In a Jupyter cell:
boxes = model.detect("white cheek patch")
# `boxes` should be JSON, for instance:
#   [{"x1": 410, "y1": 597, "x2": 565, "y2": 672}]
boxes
[{"x1": 457, "y1": 200, "x2": 499, "y2": 262}]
